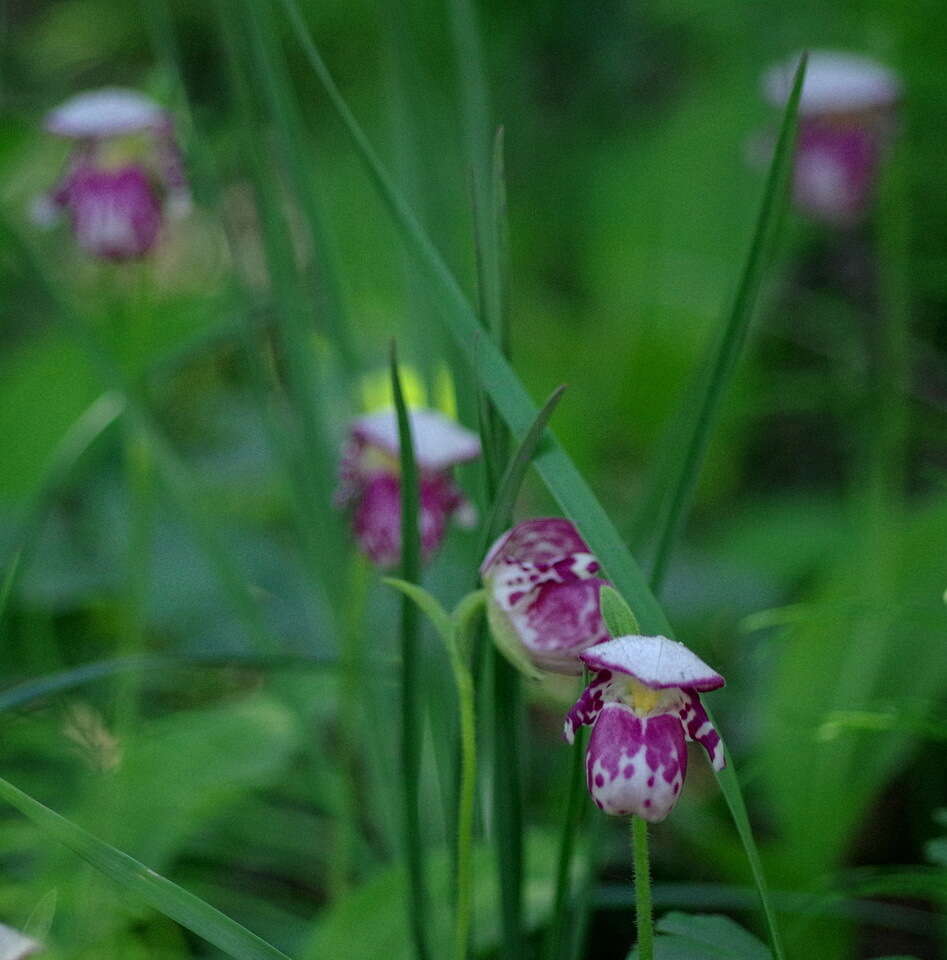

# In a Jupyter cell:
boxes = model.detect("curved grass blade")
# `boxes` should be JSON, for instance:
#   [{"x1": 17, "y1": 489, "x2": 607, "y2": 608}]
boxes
[
  {"x1": 0, "y1": 777, "x2": 293, "y2": 960},
  {"x1": 276, "y1": 6, "x2": 788, "y2": 954},
  {"x1": 646, "y1": 53, "x2": 807, "y2": 595},
  {"x1": 391, "y1": 343, "x2": 430, "y2": 960}
]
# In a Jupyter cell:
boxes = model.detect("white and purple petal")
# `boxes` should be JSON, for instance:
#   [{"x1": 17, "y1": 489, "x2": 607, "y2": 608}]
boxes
[
  {"x1": 45, "y1": 88, "x2": 167, "y2": 139},
  {"x1": 762, "y1": 50, "x2": 901, "y2": 115},
  {"x1": 564, "y1": 670, "x2": 618, "y2": 743},
  {"x1": 506, "y1": 575, "x2": 610, "y2": 674},
  {"x1": 350, "y1": 408, "x2": 481, "y2": 473},
  {"x1": 481, "y1": 517, "x2": 595, "y2": 574},
  {"x1": 586, "y1": 703, "x2": 687, "y2": 821},
  {"x1": 59, "y1": 164, "x2": 162, "y2": 261},
  {"x1": 351, "y1": 471, "x2": 470, "y2": 568},
  {"x1": 679, "y1": 689, "x2": 726, "y2": 771},
  {"x1": 482, "y1": 518, "x2": 609, "y2": 675},
  {"x1": 580, "y1": 634, "x2": 725, "y2": 692},
  {"x1": 793, "y1": 121, "x2": 878, "y2": 225}
]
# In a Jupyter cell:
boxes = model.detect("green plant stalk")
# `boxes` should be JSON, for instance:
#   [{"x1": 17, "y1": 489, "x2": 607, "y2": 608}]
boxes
[
  {"x1": 277, "y1": 8, "x2": 787, "y2": 954},
  {"x1": 647, "y1": 52, "x2": 808, "y2": 595},
  {"x1": 491, "y1": 652, "x2": 524, "y2": 959},
  {"x1": 391, "y1": 346, "x2": 430, "y2": 960},
  {"x1": 451, "y1": 590, "x2": 485, "y2": 960},
  {"x1": 453, "y1": 661, "x2": 477, "y2": 960},
  {"x1": 631, "y1": 817, "x2": 654, "y2": 960},
  {"x1": 545, "y1": 723, "x2": 587, "y2": 960}
]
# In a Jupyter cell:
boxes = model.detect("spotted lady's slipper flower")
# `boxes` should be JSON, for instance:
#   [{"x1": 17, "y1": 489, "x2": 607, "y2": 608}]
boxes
[
  {"x1": 564, "y1": 634, "x2": 725, "y2": 821},
  {"x1": 762, "y1": 51, "x2": 901, "y2": 226},
  {"x1": 335, "y1": 407, "x2": 481, "y2": 568},
  {"x1": 480, "y1": 518, "x2": 610, "y2": 677},
  {"x1": 34, "y1": 88, "x2": 192, "y2": 260}
]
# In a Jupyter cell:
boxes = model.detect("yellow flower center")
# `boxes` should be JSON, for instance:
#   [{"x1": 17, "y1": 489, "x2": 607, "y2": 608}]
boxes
[
  {"x1": 358, "y1": 446, "x2": 401, "y2": 475},
  {"x1": 624, "y1": 678, "x2": 664, "y2": 716}
]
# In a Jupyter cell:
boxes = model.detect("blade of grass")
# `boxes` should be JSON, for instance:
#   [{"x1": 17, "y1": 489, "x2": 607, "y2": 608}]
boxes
[
  {"x1": 240, "y1": 0, "x2": 360, "y2": 381},
  {"x1": 276, "y1": 0, "x2": 669, "y2": 631},
  {"x1": 647, "y1": 52, "x2": 808, "y2": 595},
  {"x1": 391, "y1": 343, "x2": 430, "y2": 960},
  {"x1": 449, "y1": 0, "x2": 501, "y2": 344},
  {"x1": 0, "y1": 652, "x2": 334, "y2": 714},
  {"x1": 0, "y1": 390, "x2": 124, "y2": 625},
  {"x1": 0, "y1": 777, "x2": 293, "y2": 960},
  {"x1": 446, "y1": 18, "x2": 522, "y2": 950},
  {"x1": 277, "y1": 7, "x2": 789, "y2": 954},
  {"x1": 477, "y1": 383, "x2": 565, "y2": 957},
  {"x1": 477, "y1": 384, "x2": 567, "y2": 555}
]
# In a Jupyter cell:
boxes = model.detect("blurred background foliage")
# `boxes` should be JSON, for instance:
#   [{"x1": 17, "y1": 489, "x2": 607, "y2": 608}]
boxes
[{"x1": 1, "y1": 0, "x2": 946, "y2": 958}]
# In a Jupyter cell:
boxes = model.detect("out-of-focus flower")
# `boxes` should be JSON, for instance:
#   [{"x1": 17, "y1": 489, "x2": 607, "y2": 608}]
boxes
[
  {"x1": 564, "y1": 634, "x2": 725, "y2": 821},
  {"x1": 335, "y1": 408, "x2": 480, "y2": 568},
  {"x1": 0, "y1": 923, "x2": 43, "y2": 959},
  {"x1": 762, "y1": 51, "x2": 901, "y2": 226},
  {"x1": 35, "y1": 88, "x2": 192, "y2": 260},
  {"x1": 481, "y1": 518, "x2": 610, "y2": 676}
]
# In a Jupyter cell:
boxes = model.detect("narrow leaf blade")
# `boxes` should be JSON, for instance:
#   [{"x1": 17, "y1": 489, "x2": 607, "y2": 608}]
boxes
[{"x1": 0, "y1": 777, "x2": 293, "y2": 960}]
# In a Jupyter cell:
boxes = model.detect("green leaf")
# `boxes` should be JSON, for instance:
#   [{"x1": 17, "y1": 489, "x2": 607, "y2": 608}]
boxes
[
  {"x1": 627, "y1": 913, "x2": 771, "y2": 960},
  {"x1": 599, "y1": 585, "x2": 641, "y2": 638},
  {"x1": 0, "y1": 777, "x2": 293, "y2": 960}
]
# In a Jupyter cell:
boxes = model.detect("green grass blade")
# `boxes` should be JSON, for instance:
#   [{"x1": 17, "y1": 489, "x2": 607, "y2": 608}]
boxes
[
  {"x1": 477, "y1": 383, "x2": 565, "y2": 956},
  {"x1": 0, "y1": 652, "x2": 334, "y2": 714},
  {"x1": 478, "y1": 384, "x2": 567, "y2": 555},
  {"x1": 647, "y1": 53, "x2": 807, "y2": 595},
  {"x1": 239, "y1": 0, "x2": 359, "y2": 381},
  {"x1": 0, "y1": 391, "x2": 124, "y2": 578},
  {"x1": 276, "y1": 0, "x2": 669, "y2": 632},
  {"x1": 0, "y1": 777, "x2": 293, "y2": 960},
  {"x1": 449, "y1": 0, "x2": 501, "y2": 342},
  {"x1": 391, "y1": 343, "x2": 430, "y2": 960},
  {"x1": 277, "y1": 8, "x2": 787, "y2": 954}
]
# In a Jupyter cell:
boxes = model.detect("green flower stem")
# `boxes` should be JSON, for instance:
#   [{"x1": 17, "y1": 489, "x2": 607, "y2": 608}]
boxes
[
  {"x1": 451, "y1": 590, "x2": 485, "y2": 960},
  {"x1": 544, "y1": 722, "x2": 587, "y2": 960},
  {"x1": 492, "y1": 650, "x2": 524, "y2": 960},
  {"x1": 631, "y1": 817, "x2": 654, "y2": 960},
  {"x1": 391, "y1": 346, "x2": 429, "y2": 960}
]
